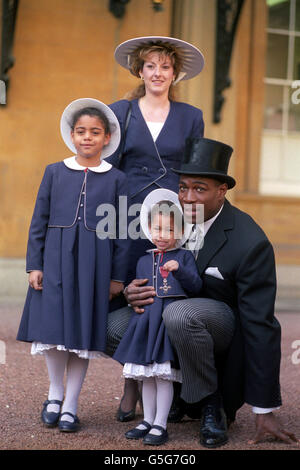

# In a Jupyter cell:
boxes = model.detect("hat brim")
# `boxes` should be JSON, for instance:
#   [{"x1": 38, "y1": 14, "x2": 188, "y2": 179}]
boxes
[
  {"x1": 115, "y1": 36, "x2": 204, "y2": 83},
  {"x1": 172, "y1": 169, "x2": 236, "y2": 189},
  {"x1": 60, "y1": 98, "x2": 121, "y2": 159},
  {"x1": 140, "y1": 188, "x2": 188, "y2": 247}
]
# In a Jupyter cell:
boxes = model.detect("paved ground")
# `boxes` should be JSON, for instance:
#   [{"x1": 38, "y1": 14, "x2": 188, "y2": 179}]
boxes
[{"x1": 0, "y1": 301, "x2": 299, "y2": 453}]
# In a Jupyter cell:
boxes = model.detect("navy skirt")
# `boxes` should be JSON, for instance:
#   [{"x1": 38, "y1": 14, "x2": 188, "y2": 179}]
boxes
[
  {"x1": 113, "y1": 297, "x2": 179, "y2": 367},
  {"x1": 17, "y1": 220, "x2": 112, "y2": 353}
]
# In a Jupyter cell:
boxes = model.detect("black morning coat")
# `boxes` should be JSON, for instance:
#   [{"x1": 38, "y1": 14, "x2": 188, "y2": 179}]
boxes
[{"x1": 198, "y1": 199, "x2": 282, "y2": 422}]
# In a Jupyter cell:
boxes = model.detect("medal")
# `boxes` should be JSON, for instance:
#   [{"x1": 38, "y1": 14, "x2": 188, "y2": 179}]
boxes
[{"x1": 159, "y1": 266, "x2": 172, "y2": 294}]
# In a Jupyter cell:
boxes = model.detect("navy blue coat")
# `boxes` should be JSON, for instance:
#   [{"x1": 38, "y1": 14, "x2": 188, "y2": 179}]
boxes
[
  {"x1": 108, "y1": 99, "x2": 204, "y2": 199},
  {"x1": 17, "y1": 161, "x2": 130, "y2": 352},
  {"x1": 26, "y1": 161, "x2": 129, "y2": 282}
]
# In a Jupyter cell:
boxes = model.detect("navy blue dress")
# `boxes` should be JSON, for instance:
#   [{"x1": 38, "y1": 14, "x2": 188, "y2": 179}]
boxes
[
  {"x1": 113, "y1": 248, "x2": 202, "y2": 379},
  {"x1": 108, "y1": 99, "x2": 204, "y2": 284},
  {"x1": 17, "y1": 158, "x2": 129, "y2": 355}
]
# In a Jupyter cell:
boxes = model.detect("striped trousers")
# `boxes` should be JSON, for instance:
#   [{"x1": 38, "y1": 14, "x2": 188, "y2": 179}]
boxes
[{"x1": 106, "y1": 298, "x2": 235, "y2": 404}]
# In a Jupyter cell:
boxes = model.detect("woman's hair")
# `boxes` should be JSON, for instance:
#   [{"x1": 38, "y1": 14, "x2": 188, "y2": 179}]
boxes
[
  {"x1": 70, "y1": 107, "x2": 111, "y2": 135},
  {"x1": 124, "y1": 41, "x2": 184, "y2": 101},
  {"x1": 148, "y1": 200, "x2": 184, "y2": 238}
]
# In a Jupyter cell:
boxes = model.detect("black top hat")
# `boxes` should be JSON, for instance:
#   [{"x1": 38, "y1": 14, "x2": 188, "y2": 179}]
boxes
[{"x1": 173, "y1": 137, "x2": 236, "y2": 189}]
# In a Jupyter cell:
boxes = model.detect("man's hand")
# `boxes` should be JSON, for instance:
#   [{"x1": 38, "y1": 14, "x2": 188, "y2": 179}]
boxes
[
  {"x1": 248, "y1": 412, "x2": 299, "y2": 445},
  {"x1": 29, "y1": 270, "x2": 43, "y2": 290},
  {"x1": 125, "y1": 278, "x2": 156, "y2": 314}
]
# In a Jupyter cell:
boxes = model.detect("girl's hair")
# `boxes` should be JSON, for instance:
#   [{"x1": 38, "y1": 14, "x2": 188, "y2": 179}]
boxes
[
  {"x1": 70, "y1": 107, "x2": 111, "y2": 135},
  {"x1": 148, "y1": 200, "x2": 184, "y2": 237},
  {"x1": 124, "y1": 41, "x2": 184, "y2": 101}
]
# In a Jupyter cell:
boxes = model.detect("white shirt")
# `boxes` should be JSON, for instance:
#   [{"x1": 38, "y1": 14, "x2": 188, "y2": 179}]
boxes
[
  {"x1": 185, "y1": 205, "x2": 223, "y2": 259},
  {"x1": 146, "y1": 121, "x2": 164, "y2": 142}
]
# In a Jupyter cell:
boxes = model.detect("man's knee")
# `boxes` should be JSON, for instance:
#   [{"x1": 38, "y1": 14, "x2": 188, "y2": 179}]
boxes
[
  {"x1": 163, "y1": 298, "x2": 231, "y2": 337},
  {"x1": 163, "y1": 300, "x2": 191, "y2": 336}
]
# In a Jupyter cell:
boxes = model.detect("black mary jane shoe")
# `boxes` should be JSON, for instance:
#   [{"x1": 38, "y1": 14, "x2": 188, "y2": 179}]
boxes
[
  {"x1": 199, "y1": 405, "x2": 228, "y2": 448},
  {"x1": 58, "y1": 412, "x2": 80, "y2": 433},
  {"x1": 143, "y1": 425, "x2": 169, "y2": 446},
  {"x1": 116, "y1": 405, "x2": 136, "y2": 423},
  {"x1": 125, "y1": 421, "x2": 152, "y2": 440},
  {"x1": 41, "y1": 400, "x2": 62, "y2": 427},
  {"x1": 116, "y1": 389, "x2": 142, "y2": 423}
]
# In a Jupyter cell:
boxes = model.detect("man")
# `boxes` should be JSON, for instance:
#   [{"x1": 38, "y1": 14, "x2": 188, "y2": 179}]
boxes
[{"x1": 107, "y1": 137, "x2": 297, "y2": 447}]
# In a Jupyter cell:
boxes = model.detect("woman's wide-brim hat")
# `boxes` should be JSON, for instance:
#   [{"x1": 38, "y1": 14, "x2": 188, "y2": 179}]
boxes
[
  {"x1": 140, "y1": 188, "x2": 187, "y2": 248},
  {"x1": 115, "y1": 36, "x2": 205, "y2": 83},
  {"x1": 60, "y1": 98, "x2": 121, "y2": 159},
  {"x1": 172, "y1": 137, "x2": 236, "y2": 189}
]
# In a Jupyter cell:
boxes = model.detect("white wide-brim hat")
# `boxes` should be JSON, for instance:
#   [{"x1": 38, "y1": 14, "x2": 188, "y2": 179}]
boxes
[
  {"x1": 140, "y1": 188, "x2": 188, "y2": 248},
  {"x1": 115, "y1": 36, "x2": 204, "y2": 84},
  {"x1": 60, "y1": 98, "x2": 121, "y2": 159}
]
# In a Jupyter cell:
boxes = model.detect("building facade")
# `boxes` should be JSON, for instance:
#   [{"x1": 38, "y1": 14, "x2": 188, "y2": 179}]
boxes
[{"x1": 0, "y1": 0, "x2": 299, "y2": 273}]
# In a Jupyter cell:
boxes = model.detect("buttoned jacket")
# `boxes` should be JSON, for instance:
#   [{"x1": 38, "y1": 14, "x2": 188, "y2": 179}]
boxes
[
  {"x1": 137, "y1": 248, "x2": 203, "y2": 299},
  {"x1": 108, "y1": 99, "x2": 204, "y2": 198},
  {"x1": 26, "y1": 160, "x2": 129, "y2": 282}
]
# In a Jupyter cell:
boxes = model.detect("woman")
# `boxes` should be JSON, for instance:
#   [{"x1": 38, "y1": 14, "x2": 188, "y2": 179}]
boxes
[{"x1": 106, "y1": 35, "x2": 205, "y2": 421}]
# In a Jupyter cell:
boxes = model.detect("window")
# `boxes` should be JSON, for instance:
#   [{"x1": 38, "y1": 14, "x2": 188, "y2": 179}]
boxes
[{"x1": 260, "y1": 0, "x2": 300, "y2": 196}]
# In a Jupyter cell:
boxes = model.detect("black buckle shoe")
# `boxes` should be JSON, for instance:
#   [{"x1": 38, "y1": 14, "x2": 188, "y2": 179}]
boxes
[
  {"x1": 58, "y1": 412, "x2": 80, "y2": 432},
  {"x1": 125, "y1": 421, "x2": 152, "y2": 440},
  {"x1": 143, "y1": 425, "x2": 169, "y2": 446},
  {"x1": 116, "y1": 387, "x2": 142, "y2": 422},
  {"x1": 41, "y1": 400, "x2": 62, "y2": 427},
  {"x1": 116, "y1": 406, "x2": 136, "y2": 423},
  {"x1": 199, "y1": 405, "x2": 228, "y2": 448}
]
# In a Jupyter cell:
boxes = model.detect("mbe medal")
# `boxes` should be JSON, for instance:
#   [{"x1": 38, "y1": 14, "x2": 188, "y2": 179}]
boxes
[{"x1": 159, "y1": 267, "x2": 172, "y2": 294}]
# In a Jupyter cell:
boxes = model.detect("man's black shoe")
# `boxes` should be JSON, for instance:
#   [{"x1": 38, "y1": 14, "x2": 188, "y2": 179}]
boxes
[{"x1": 199, "y1": 405, "x2": 228, "y2": 448}]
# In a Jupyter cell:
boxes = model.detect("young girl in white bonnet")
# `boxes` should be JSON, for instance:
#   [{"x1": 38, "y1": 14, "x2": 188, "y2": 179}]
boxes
[
  {"x1": 113, "y1": 189, "x2": 202, "y2": 445},
  {"x1": 17, "y1": 98, "x2": 129, "y2": 432}
]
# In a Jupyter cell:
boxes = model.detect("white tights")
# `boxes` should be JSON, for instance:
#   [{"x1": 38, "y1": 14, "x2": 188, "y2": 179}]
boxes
[
  {"x1": 137, "y1": 377, "x2": 174, "y2": 435},
  {"x1": 44, "y1": 348, "x2": 89, "y2": 422}
]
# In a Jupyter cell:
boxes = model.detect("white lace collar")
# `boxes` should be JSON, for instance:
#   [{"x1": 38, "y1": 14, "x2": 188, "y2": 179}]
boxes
[{"x1": 63, "y1": 156, "x2": 112, "y2": 173}]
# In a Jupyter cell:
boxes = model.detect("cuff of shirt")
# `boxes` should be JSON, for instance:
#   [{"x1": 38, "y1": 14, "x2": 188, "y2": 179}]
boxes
[{"x1": 252, "y1": 406, "x2": 281, "y2": 414}]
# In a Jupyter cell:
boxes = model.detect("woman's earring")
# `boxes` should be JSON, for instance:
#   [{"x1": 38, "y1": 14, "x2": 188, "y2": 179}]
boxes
[{"x1": 140, "y1": 76, "x2": 144, "y2": 81}]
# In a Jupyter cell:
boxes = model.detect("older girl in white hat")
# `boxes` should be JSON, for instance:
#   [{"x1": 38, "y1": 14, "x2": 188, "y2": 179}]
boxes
[{"x1": 17, "y1": 99, "x2": 129, "y2": 432}]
